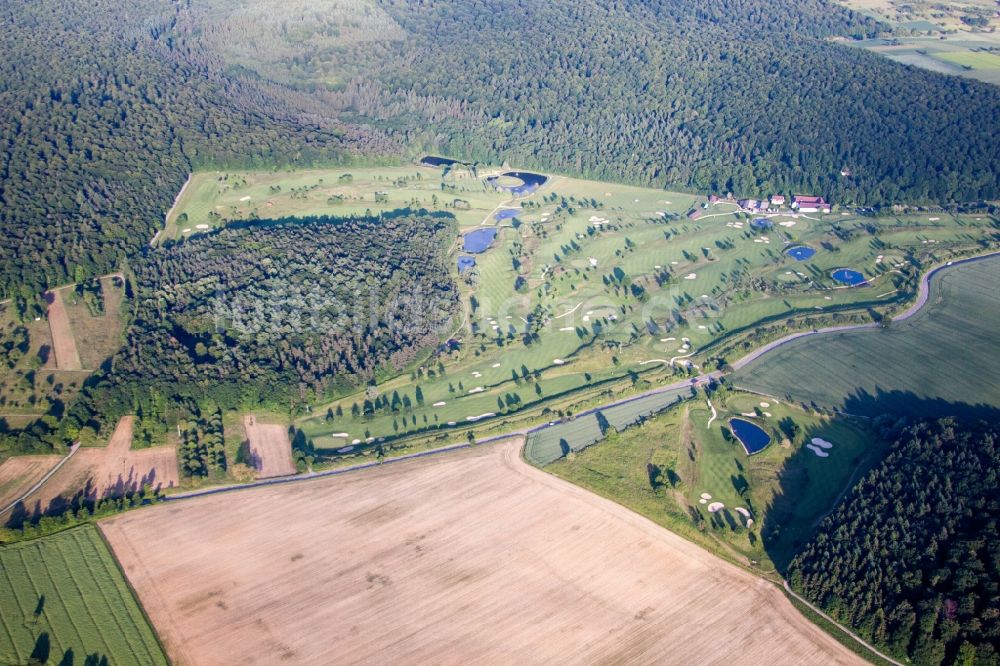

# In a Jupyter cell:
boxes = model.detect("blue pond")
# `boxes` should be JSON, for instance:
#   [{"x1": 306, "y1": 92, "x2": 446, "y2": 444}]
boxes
[
  {"x1": 831, "y1": 268, "x2": 868, "y2": 286},
  {"x1": 785, "y1": 245, "x2": 817, "y2": 261},
  {"x1": 463, "y1": 228, "x2": 497, "y2": 253},
  {"x1": 751, "y1": 218, "x2": 773, "y2": 230},
  {"x1": 495, "y1": 208, "x2": 520, "y2": 221},
  {"x1": 486, "y1": 171, "x2": 548, "y2": 197},
  {"x1": 457, "y1": 256, "x2": 476, "y2": 272},
  {"x1": 730, "y1": 418, "x2": 772, "y2": 455}
]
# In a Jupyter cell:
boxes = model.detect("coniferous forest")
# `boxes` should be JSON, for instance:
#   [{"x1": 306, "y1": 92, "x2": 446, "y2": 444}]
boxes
[{"x1": 789, "y1": 419, "x2": 1000, "y2": 665}]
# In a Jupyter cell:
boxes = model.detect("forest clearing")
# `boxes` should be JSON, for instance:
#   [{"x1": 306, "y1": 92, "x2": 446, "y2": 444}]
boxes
[
  {"x1": 15, "y1": 417, "x2": 177, "y2": 515},
  {"x1": 100, "y1": 438, "x2": 863, "y2": 665},
  {"x1": 242, "y1": 415, "x2": 295, "y2": 478}
]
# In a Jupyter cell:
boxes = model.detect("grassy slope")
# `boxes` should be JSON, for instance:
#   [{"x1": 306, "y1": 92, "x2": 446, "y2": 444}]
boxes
[
  {"x1": 547, "y1": 390, "x2": 883, "y2": 573},
  {"x1": 0, "y1": 525, "x2": 167, "y2": 665},
  {"x1": 731, "y1": 255, "x2": 1000, "y2": 418}
]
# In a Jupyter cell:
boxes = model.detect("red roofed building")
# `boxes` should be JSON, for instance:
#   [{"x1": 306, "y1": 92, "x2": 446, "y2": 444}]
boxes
[
  {"x1": 770, "y1": 194, "x2": 785, "y2": 207},
  {"x1": 792, "y1": 195, "x2": 831, "y2": 213}
]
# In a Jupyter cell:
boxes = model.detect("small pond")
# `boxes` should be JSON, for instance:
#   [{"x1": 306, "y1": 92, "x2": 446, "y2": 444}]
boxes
[
  {"x1": 730, "y1": 418, "x2": 772, "y2": 455},
  {"x1": 831, "y1": 268, "x2": 868, "y2": 286},
  {"x1": 463, "y1": 228, "x2": 498, "y2": 253},
  {"x1": 457, "y1": 256, "x2": 476, "y2": 272},
  {"x1": 486, "y1": 171, "x2": 548, "y2": 197},
  {"x1": 785, "y1": 245, "x2": 817, "y2": 261},
  {"x1": 750, "y1": 218, "x2": 773, "y2": 230},
  {"x1": 420, "y1": 155, "x2": 462, "y2": 167},
  {"x1": 495, "y1": 208, "x2": 520, "y2": 221}
]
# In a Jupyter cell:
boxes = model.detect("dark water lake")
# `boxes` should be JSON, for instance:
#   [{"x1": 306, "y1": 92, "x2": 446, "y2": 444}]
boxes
[
  {"x1": 785, "y1": 245, "x2": 817, "y2": 261},
  {"x1": 730, "y1": 418, "x2": 772, "y2": 455},
  {"x1": 420, "y1": 155, "x2": 462, "y2": 167},
  {"x1": 486, "y1": 171, "x2": 548, "y2": 197},
  {"x1": 831, "y1": 268, "x2": 868, "y2": 286},
  {"x1": 463, "y1": 228, "x2": 497, "y2": 253}
]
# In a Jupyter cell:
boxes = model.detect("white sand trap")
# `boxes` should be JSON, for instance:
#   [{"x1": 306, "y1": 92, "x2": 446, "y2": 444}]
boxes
[
  {"x1": 586, "y1": 310, "x2": 594, "y2": 315},
  {"x1": 741, "y1": 412, "x2": 756, "y2": 417},
  {"x1": 582, "y1": 316, "x2": 590, "y2": 322},
  {"x1": 779, "y1": 221, "x2": 797, "y2": 227},
  {"x1": 734, "y1": 507, "x2": 752, "y2": 518},
  {"x1": 747, "y1": 518, "x2": 755, "y2": 527},
  {"x1": 763, "y1": 412, "x2": 772, "y2": 417},
  {"x1": 351, "y1": 439, "x2": 361, "y2": 445},
  {"x1": 336, "y1": 446, "x2": 354, "y2": 454},
  {"x1": 604, "y1": 192, "x2": 611, "y2": 197},
  {"x1": 196, "y1": 224, "x2": 210, "y2": 229},
  {"x1": 811, "y1": 437, "x2": 834, "y2": 449},
  {"x1": 432, "y1": 401, "x2": 447, "y2": 407},
  {"x1": 684, "y1": 273, "x2": 697, "y2": 280},
  {"x1": 682, "y1": 337, "x2": 690, "y2": 342},
  {"x1": 657, "y1": 211, "x2": 666, "y2": 217},
  {"x1": 552, "y1": 359, "x2": 565, "y2": 365},
  {"x1": 697, "y1": 325, "x2": 707, "y2": 330},
  {"x1": 447, "y1": 421, "x2": 456, "y2": 426},
  {"x1": 806, "y1": 444, "x2": 830, "y2": 458},
  {"x1": 671, "y1": 261, "x2": 678, "y2": 265},
  {"x1": 239, "y1": 196, "x2": 251, "y2": 202},
  {"x1": 655, "y1": 265, "x2": 662, "y2": 270},
  {"x1": 661, "y1": 337, "x2": 676, "y2": 342},
  {"x1": 760, "y1": 402, "x2": 769, "y2": 408},
  {"x1": 329, "y1": 432, "x2": 350, "y2": 438},
  {"x1": 505, "y1": 316, "x2": 513, "y2": 320},
  {"x1": 472, "y1": 371, "x2": 482, "y2": 378},
  {"x1": 491, "y1": 363, "x2": 501, "y2": 368},
  {"x1": 366, "y1": 437, "x2": 375, "y2": 443},
  {"x1": 560, "y1": 327, "x2": 575, "y2": 332},
  {"x1": 465, "y1": 413, "x2": 496, "y2": 422},
  {"x1": 677, "y1": 347, "x2": 687, "y2": 353},
  {"x1": 707, "y1": 502, "x2": 725, "y2": 513},
  {"x1": 589, "y1": 215, "x2": 602, "y2": 222},
  {"x1": 929, "y1": 217, "x2": 940, "y2": 221},
  {"x1": 700, "y1": 493, "x2": 712, "y2": 500},
  {"x1": 182, "y1": 228, "x2": 191, "y2": 233},
  {"x1": 699, "y1": 499, "x2": 707, "y2": 504},
  {"x1": 589, "y1": 257, "x2": 598, "y2": 267},
  {"x1": 492, "y1": 325, "x2": 499, "y2": 330},
  {"x1": 468, "y1": 387, "x2": 485, "y2": 394},
  {"x1": 753, "y1": 239, "x2": 763, "y2": 243}
]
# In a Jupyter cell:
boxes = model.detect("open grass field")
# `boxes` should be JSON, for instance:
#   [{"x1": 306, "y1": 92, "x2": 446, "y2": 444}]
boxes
[
  {"x1": 242, "y1": 414, "x2": 295, "y2": 478},
  {"x1": 548, "y1": 389, "x2": 882, "y2": 572},
  {"x1": 838, "y1": 0, "x2": 1000, "y2": 85},
  {"x1": 100, "y1": 438, "x2": 863, "y2": 665},
  {"x1": 0, "y1": 525, "x2": 167, "y2": 665},
  {"x1": 0, "y1": 454, "x2": 61, "y2": 510},
  {"x1": 44, "y1": 289, "x2": 81, "y2": 371},
  {"x1": 162, "y1": 163, "x2": 516, "y2": 240},
  {"x1": 732, "y1": 254, "x2": 1000, "y2": 419},
  {"x1": 18, "y1": 417, "x2": 178, "y2": 515}
]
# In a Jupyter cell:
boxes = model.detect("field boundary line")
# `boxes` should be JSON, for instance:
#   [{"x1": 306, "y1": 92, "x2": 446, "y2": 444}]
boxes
[
  {"x1": 782, "y1": 580, "x2": 905, "y2": 666},
  {"x1": 0, "y1": 443, "x2": 80, "y2": 518}
]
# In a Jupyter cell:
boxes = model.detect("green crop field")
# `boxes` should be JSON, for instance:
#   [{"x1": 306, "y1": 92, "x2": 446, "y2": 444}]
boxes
[
  {"x1": 0, "y1": 526, "x2": 167, "y2": 665},
  {"x1": 165, "y1": 162, "x2": 997, "y2": 460},
  {"x1": 732, "y1": 255, "x2": 1000, "y2": 419},
  {"x1": 548, "y1": 387, "x2": 882, "y2": 572}
]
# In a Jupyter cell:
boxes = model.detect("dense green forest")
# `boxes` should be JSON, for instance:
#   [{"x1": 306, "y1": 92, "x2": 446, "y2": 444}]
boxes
[
  {"x1": 191, "y1": 0, "x2": 1000, "y2": 206},
  {"x1": 4, "y1": 0, "x2": 1000, "y2": 298},
  {"x1": 789, "y1": 419, "x2": 1000, "y2": 665},
  {"x1": 0, "y1": 0, "x2": 394, "y2": 298}
]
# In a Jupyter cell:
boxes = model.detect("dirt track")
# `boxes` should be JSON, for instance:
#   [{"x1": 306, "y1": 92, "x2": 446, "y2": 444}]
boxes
[
  {"x1": 102, "y1": 439, "x2": 863, "y2": 665},
  {"x1": 45, "y1": 289, "x2": 81, "y2": 370},
  {"x1": 20, "y1": 417, "x2": 178, "y2": 513},
  {"x1": 243, "y1": 415, "x2": 295, "y2": 478}
]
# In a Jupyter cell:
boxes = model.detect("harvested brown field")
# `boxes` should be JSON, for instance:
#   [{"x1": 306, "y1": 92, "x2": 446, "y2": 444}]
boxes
[
  {"x1": 20, "y1": 416, "x2": 178, "y2": 514},
  {"x1": 0, "y1": 454, "x2": 61, "y2": 510},
  {"x1": 45, "y1": 288, "x2": 82, "y2": 371},
  {"x1": 102, "y1": 439, "x2": 863, "y2": 665},
  {"x1": 242, "y1": 414, "x2": 295, "y2": 478}
]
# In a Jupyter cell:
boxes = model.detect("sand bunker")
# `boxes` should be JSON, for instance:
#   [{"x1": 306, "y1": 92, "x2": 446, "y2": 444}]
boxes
[
  {"x1": 239, "y1": 196, "x2": 251, "y2": 202},
  {"x1": 734, "y1": 507, "x2": 752, "y2": 518},
  {"x1": 560, "y1": 327, "x2": 575, "y2": 331},
  {"x1": 468, "y1": 387, "x2": 485, "y2": 394},
  {"x1": 810, "y1": 437, "x2": 833, "y2": 449},
  {"x1": 684, "y1": 273, "x2": 697, "y2": 280},
  {"x1": 492, "y1": 363, "x2": 502, "y2": 367},
  {"x1": 336, "y1": 446, "x2": 354, "y2": 454},
  {"x1": 759, "y1": 402, "x2": 769, "y2": 408},
  {"x1": 806, "y1": 444, "x2": 830, "y2": 458},
  {"x1": 432, "y1": 401, "x2": 446, "y2": 407},
  {"x1": 707, "y1": 502, "x2": 725, "y2": 513},
  {"x1": 466, "y1": 413, "x2": 496, "y2": 422},
  {"x1": 700, "y1": 493, "x2": 712, "y2": 500},
  {"x1": 553, "y1": 359, "x2": 565, "y2": 365}
]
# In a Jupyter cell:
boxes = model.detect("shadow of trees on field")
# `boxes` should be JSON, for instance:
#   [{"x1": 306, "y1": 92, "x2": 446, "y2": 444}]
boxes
[{"x1": 762, "y1": 390, "x2": 1000, "y2": 574}]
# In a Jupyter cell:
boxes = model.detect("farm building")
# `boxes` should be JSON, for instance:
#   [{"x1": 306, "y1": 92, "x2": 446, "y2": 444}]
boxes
[
  {"x1": 737, "y1": 198, "x2": 759, "y2": 210},
  {"x1": 708, "y1": 194, "x2": 720, "y2": 203},
  {"x1": 770, "y1": 194, "x2": 785, "y2": 206},
  {"x1": 791, "y1": 195, "x2": 831, "y2": 213}
]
